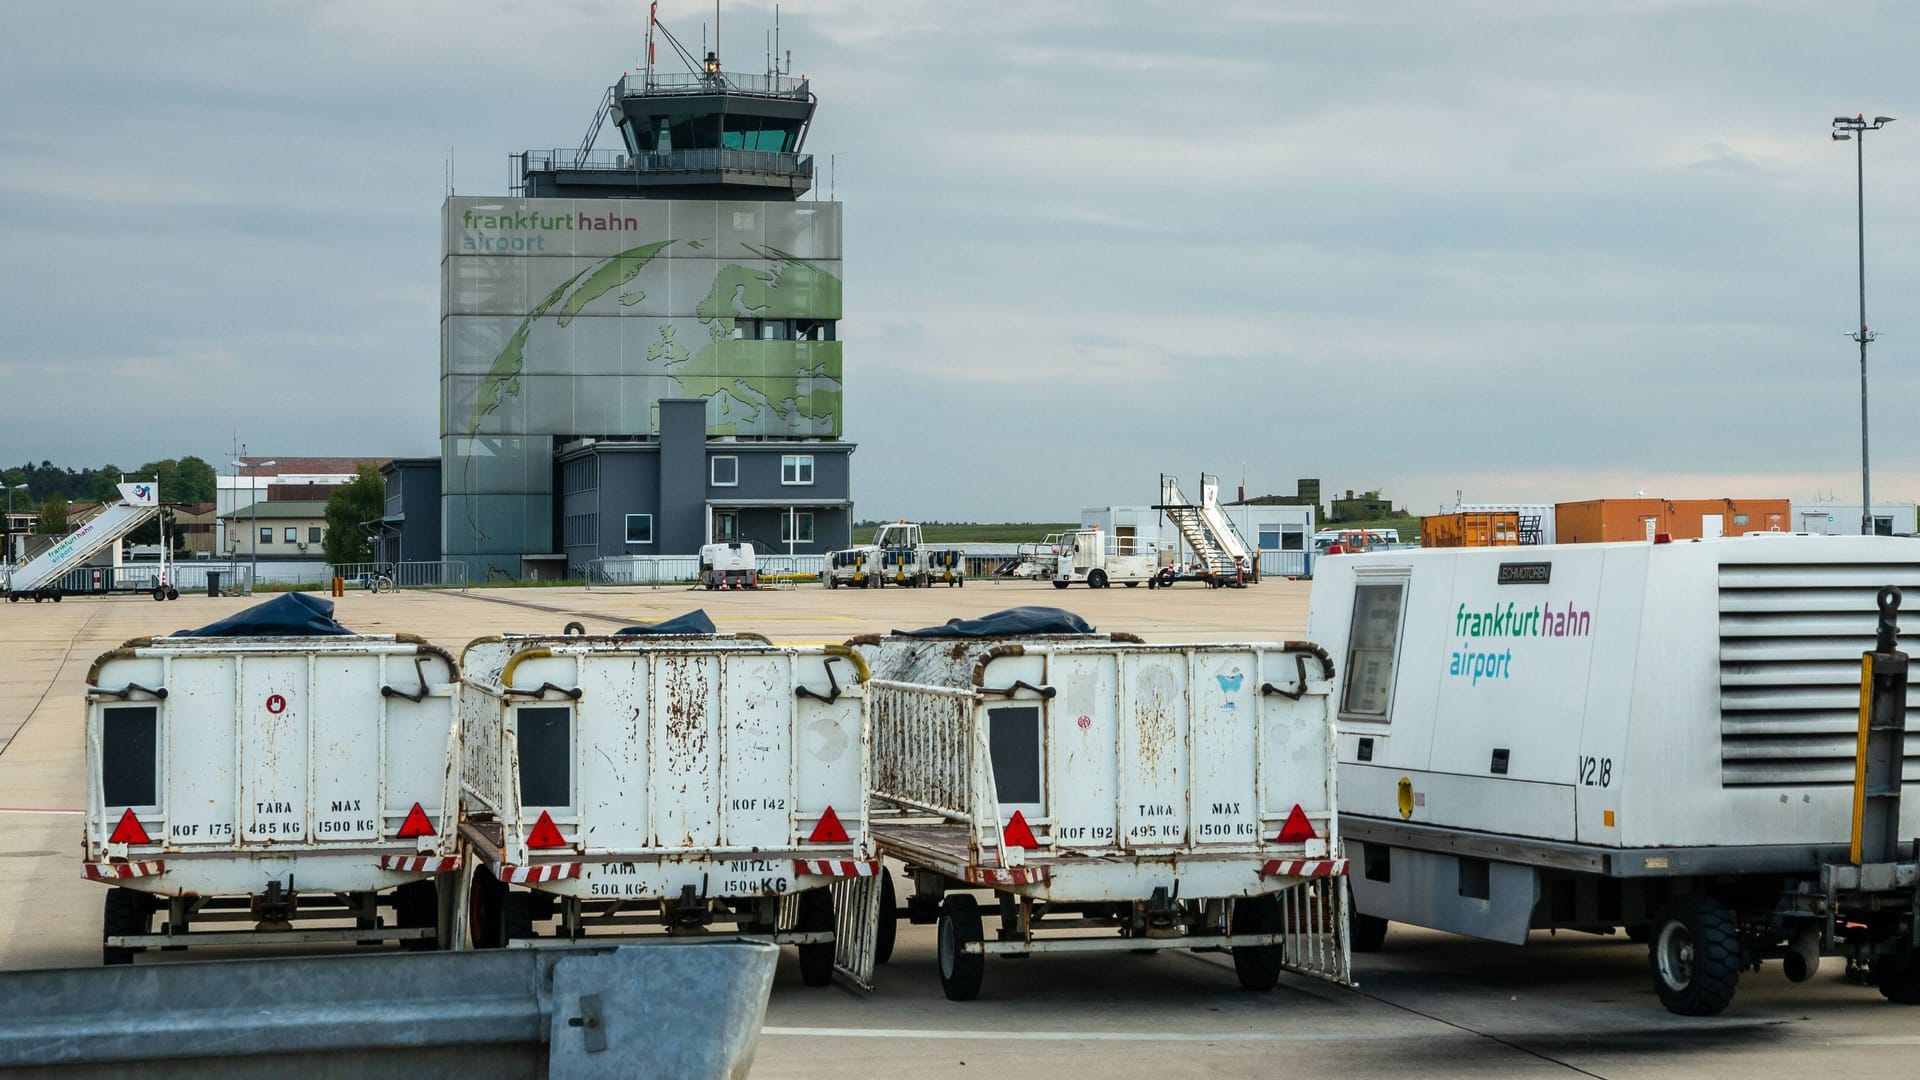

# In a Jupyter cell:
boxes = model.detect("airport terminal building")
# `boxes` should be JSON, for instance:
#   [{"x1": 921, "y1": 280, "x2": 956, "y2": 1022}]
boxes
[{"x1": 434, "y1": 67, "x2": 851, "y2": 578}]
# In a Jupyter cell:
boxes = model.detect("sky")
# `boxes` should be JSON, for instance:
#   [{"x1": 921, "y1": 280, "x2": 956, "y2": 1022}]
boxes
[{"x1": 3, "y1": 1, "x2": 1917, "y2": 521}]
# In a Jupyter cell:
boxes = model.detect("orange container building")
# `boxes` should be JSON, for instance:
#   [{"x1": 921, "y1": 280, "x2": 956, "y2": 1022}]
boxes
[
  {"x1": 1421, "y1": 511, "x2": 1521, "y2": 548},
  {"x1": 1553, "y1": 498, "x2": 1790, "y2": 543}
]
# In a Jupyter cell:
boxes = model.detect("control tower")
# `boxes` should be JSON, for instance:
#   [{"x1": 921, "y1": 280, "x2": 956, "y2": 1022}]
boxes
[{"x1": 438, "y1": 19, "x2": 849, "y2": 580}]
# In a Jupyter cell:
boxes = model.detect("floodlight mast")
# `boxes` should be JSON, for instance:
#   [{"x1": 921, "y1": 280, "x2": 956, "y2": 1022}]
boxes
[{"x1": 1830, "y1": 113, "x2": 1894, "y2": 535}]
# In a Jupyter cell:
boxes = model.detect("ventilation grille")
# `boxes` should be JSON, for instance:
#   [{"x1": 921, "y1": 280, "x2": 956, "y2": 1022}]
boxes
[{"x1": 1718, "y1": 561, "x2": 1920, "y2": 787}]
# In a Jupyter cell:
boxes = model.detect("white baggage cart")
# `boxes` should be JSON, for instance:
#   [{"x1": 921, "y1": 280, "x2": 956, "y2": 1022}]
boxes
[
  {"x1": 82, "y1": 597, "x2": 462, "y2": 963},
  {"x1": 457, "y1": 626, "x2": 881, "y2": 987},
  {"x1": 1310, "y1": 535, "x2": 1920, "y2": 1015},
  {"x1": 856, "y1": 609, "x2": 1352, "y2": 1000}
]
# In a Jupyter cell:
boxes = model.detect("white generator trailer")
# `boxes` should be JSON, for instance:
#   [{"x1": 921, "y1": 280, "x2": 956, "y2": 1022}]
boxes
[
  {"x1": 1033, "y1": 528, "x2": 1160, "y2": 589},
  {"x1": 82, "y1": 614, "x2": 462, "y2": 963},
  {"x1": 1309, "y1": 535, "x2": 1920, "y2": 1015},
  {"x1": 457, "y1": 631, "x2": 882, "y2": 987},
  {"x1": 697, "y1": 541, "x2": 758, "y2": 590},
  {"x1": 854, "y1": 609, "x2": 1352, "y2": 1001}
]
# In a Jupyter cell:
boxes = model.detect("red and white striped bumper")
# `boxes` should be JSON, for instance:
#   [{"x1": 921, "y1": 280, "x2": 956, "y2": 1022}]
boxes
[
  {"x1": 379, "y1": 855, "x2": 461, "y2": 874},
  {"x1": 1261, "y1": 858, "x2": 1349, "y2": 878},
  {"x1": 965, "y1": 865, "x2": 1049, "y2": 886},
  {"x1": 83, "y1": 861, "x2": 164, "y2": 882},
  {"x1": 793, "y1": 859, "x2": 880, "y2": 878},
  {"x1": 497, "y1": 862, "x2": 581, "y2": 884}
]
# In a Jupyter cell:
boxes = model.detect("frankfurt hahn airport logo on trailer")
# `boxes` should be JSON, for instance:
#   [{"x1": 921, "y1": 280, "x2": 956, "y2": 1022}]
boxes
[{"x1": 1448, "y1": 600, "x2": 1593, "y2": 686}]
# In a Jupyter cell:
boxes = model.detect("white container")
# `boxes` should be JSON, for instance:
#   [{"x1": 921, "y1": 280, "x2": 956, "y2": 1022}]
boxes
[
  {"x1": 1308, "y1": 535, "x2": 1920, "y2": 1014},
  {"x1": 860, "y1": 632, "x2": 1351, "y2": 999},
  {"x1": 457, "y1": 634, "x2": 877, "y2": 986},
  {"x1": 83, "y1": 635, "x2": 461, "y2": 962}
]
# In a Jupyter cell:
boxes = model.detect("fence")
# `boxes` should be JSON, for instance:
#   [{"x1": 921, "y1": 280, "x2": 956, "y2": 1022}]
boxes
[
  {"x1": 586, "y1": 554, "x2": 827, "y2": 586},
  {"x1": 44, "y1": 562, "x2": 255, "y2": 596},
  {"x1": 328, "y1": 560, "x2": 472, "y2": 591},
  {"x1": 0, "y1": 940, "x2": 776, "y2": 1077}
]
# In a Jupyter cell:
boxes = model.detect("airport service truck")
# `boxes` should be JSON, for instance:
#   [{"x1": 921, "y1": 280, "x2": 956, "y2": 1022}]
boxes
[
  {"x1": 854, "y1": 607, "x2": 1352, "y2": 1000},
  {"x1": 1309, "y1": 535, "x2": 1920, "y2": 1015},
  {"x1": 1027, "y1": 527, "x2": 1160, "y2": 589},
  {"x1": 457, "y1": 620, "x2": 882, "y2": 987},
  {"x1": 698, "y1": 541, "x2": 758, "y2": 590},
  {"x1": 81, "y1": 594, "x2": 462, "y2": 963},
  {"x1": 823, "y1": 521, "x2": 963, "y2": 588}
]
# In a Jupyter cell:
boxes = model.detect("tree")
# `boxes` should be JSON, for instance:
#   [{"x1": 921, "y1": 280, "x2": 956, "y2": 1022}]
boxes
[
  {"x1": 37, "y1": 493, "x2": 67, "y2": 534},
  {"x1": 173, "y1": 456, "x2": 217, "y2": 503},
  {"x1": 92, "y1": 465, "x2": 124, "y2": 502},
  {"x1": 323, "y1": 465, "x2": 385, "y2": 565}
]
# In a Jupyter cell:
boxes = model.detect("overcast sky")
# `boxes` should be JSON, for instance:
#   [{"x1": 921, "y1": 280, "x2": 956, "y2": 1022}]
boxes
[{"x1": 3, "y1": 1, "x2": 1917, "y2": 521}]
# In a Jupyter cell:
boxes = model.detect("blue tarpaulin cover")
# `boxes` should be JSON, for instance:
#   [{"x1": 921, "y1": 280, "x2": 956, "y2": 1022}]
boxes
[
  {"x1": 171, "y1": 592, "x2": 355, "y2": 637},
  {"x1": 613, "y1": 610, "x2": 719, "y2": 636},
  {"x1": 892, "y1": 606, "x2": 1095, "y2": 638}
]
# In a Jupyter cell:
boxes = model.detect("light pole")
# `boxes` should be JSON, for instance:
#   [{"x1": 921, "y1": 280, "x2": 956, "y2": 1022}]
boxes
[
  {"x1": 231, "y1": 457, "x2": 274, "y2": 592},
  {"x1": 1832, "y1": 113, "x2": 1895, "y2": 535}
]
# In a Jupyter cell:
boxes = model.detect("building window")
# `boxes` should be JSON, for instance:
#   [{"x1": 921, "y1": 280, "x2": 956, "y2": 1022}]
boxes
[
  {"x1": 1341, "y1": 579, "x2": 1407, "y2": 722},
  {"x1": 781, "y1": 511, "x2": 814, "y2": 544},
  {"x1": 1258, "y1": 528, "x2": 1281, "y2": 551},
  {"x1": 285, "y1": 527, "x2": 298, "y2": 543},
  {"x1": 625, "y1": 514, "x2": 653, "y2": 545},
  {"x1": 309, "y1": 526, "x2": 322, "y2": 543},
  {"x1": 259, "y1": 527, "x2": 272, "y2": 544},
  {"x1": 711, "y1": 456, "x2": 738, "y2": 487},
  {"x1": 1281, "y1": 525, "x2": 1305, "y2": 551},
  {"x1": 781, "y1": 455, "x2": 814, "y2": 485}
]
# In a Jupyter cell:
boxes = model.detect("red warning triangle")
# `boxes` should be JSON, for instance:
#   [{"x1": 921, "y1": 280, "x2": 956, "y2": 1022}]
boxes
[
  {"x1": 396, "y1": 802, "x2": 436, "y2": 839},
  {"x1": 526, "y1": 810, "x2": 569, "y2": 849},
  {"x1": 807, "y1": 806, "x2": 850, "y2": 844},
  {"x1": 109, "y1": 808, "x2": 152, "y2": 845},
  {"x1": 1002, "y1": 810, "x2": 1039, "y2": 849},
  {"x1": 1275, "y1": 804, "x2": 1318, "y2": 844}
]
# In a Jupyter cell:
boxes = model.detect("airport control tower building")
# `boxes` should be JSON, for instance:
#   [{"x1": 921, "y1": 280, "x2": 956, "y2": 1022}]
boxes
[{"x1": 439, "y1": 40, "x2": 848, "y2": 579}]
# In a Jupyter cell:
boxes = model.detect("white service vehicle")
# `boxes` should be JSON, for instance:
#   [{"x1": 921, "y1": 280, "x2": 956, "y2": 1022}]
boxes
[
  {"x1": 1029, "y1": 528, "x2": 1159, "y2": 589},
  {"x1": 82, "y1": 602, "x2": 462, "y2": 964},
  {"x1": 698, "y1": 541, "x2": 758, "y2": 590},
  {"x1": 823, "y1": 521, "x2": 962, "y2": 588},
  {"x1": 457, "y1": 629, "x2": 881, "y2": 987},
  {"x1": 855, "y1": 611, "x2": 1352, "y2": 1000},
  {"x1": 1310, "y1": 535, "x2": 1920, "y2": 1015}
]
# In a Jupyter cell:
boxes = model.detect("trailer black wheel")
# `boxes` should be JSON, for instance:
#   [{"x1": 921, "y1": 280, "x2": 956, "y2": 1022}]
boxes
[
  {"x1": 469, "y1": 866, "x2": 507, "y2": 948},
  {"x1": 937, "y1": 893, "x2": 986, "y2": 1000},
  {"x1": 1877, "y1": 950, "x2": 1920, "y2": 1004},
  {"x1": 1350, "y1": 912, "x2": 1389, "y2": 953},
  {"x1": 393, "y1": 880, "x2": 440, "y2": 951},
  {"x1": 1124, "y1": 581, "x2": 1138, "y2": 587},
  {"x1": 151, "y1": 586, "x2": 166, "y2": 601},
  {"x1": 1052, "y1": 580, "x2": 1070, "y2": 590},
  {"x1": 875, "y1": 868, "x2": 898, "y2": 965},
  {"x1": 103, "y1": 888, "x2": 154, "y2": 966},
  {"x1": 502, "y1": 889, "x2": 537, "y2": 943},
  {"x1": 52, "y1": 591, "x2": 61, "y2": 602},
  {"x1": 1088, "y1": 569, "x2": 1108, "y2": 589},
  {"x1": 1648, "y1": 897, "x2": 1740, "y2": 1016},
  {"x1": 797, "y1": 886, "x2": 836, "y2": 987},
  {"x1": 1231, "y1": 894, "x2": 1285, "y2": 991},
  {"x1": 166, "y1": 587, "x2": 179, "y2": 600}
]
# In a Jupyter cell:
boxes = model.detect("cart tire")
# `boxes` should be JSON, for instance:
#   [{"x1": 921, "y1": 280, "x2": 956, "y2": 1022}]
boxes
[
  {"x1": 1350, "y1": 911, "x2": 1389, "y2": 953},
  {"x1": 469, "y1": 866, "x2": 507, "y2": 948},
  {"x1": 103, "y1": 889, "x2": 153, "y2": 966},
  {"x1": 151, "y1": 586, "x2": 166, "y2": 601},
  {"x1": 1231, "y1": 894, "x2": 1285, "y2": 991},
  {"x1": 1625, "y1": 925, "x2": 1650, "y2": 945},
  {"x1": 1052, "y1": 580, "x2": 1070, "y2": 590},
  {"x1": 501, "y1": 889, "x2": 537, "y2": 943},
  {"x1": 52, "y1": 592, "x2": 61, "y2": 602},
  {"x1": 394, "y1": 880, "x2": 439, "y2": 951},
  {"x1": 875, "y1": 869, "x2": 898, "y2": 965},
  {"x1": 1648, "y1": 896, "x2": 1740, "y2": 1016},
  {"x1": 166, "y1": 587, "x2": 179, "y2": 600},
  {"x1": 937, "y1": 894, "x2": 986, "y2": 1001},
  {"x1": 797, "y1": 887, "x2": 835, "y2": 987},
  {"x1": 1088, "y1": 569, "x2": 1108, "y2": 589},
  {"x1": 1877, "y1": 951, "x2": 1920, "y2": 1004}
]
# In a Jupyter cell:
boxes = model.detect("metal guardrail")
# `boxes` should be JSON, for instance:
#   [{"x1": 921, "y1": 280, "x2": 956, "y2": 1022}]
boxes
[
  {"x1": 618, "y1": 71, "x2": 810, "y2": 98},
  {"x1": 521, "y1": 147, "x2": 812, "y2": 179},
  {"x1": 586, "y1": 554, "x2": 826, "y2": 586},
  {"x1": 0, "y1": 940, "x2": 776, "y2": 1078},
  {"x1": 1256, "y1": 550, "x2": 1312, "y2": 579},
  {"x1": 329, "y1": 560, "x2": 472, "y2": 591}
]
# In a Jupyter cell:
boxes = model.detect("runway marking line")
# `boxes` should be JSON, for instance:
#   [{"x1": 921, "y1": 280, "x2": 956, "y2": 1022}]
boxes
[
  {"x1": 761, "y1": 1027, "x2": 1393, "y2": 1043},
  {"x1": 0, "y1": 808, "x2": 84, "y2": 816}
]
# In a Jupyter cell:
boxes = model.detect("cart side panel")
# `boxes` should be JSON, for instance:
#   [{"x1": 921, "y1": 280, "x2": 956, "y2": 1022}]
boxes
[
  {"x1": 580, "y1": 655, "x2": 648, "y2": 849},
  {"x1": 1116, "y1": 650, "x2": 1191, "y2": 847},
  {"x1": 1188, "y1": 648, "x2": 1263, "y2": 846},
  {"x1": 721, "y1": 652, "x2": 794, "y2": 850},
  {"x1": 1046, "y1": 654, "x2": 1121, "y2": 848},
  {"x1": 461, "y1": 678, "x2": 506, "y2": 817},
  {"x1": 309, "y1": 654, "x2": 384, "y2": 842},
  {"x1": 652, "y1": 652, "x2": 723, "y2": 847},
  {"x1": 384, "y1": 651, "x2": 460, "y2": 837},
  {"x1": 238, "y1": 655, "x2": 310, "y2": 843}
]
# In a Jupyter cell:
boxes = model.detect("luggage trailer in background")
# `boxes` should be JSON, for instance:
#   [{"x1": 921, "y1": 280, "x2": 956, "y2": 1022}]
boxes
[
  {"x1": 856, "y1": 631, "x2": 1352, "y2": 1000},
  {"x1": 456, "y1": 634, "x2": 883, "y2": 987}
]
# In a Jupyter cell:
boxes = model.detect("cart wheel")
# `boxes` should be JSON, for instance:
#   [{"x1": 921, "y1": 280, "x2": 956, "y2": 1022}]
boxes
[
  {"x1": 1231, "y1": 894, "x2": 1285, "y2": 991},
  {"x1": 103, "y1": 889, "x2": 154, "y2": 966},
  {"x1": 52, "y1": 592, "x2": 62, "y2": 602},
  {"x1": 875, "y1": 869, "x2": 898, "y2": 965},
  {"x1": 937, "y1": 894, "x2": 986, "y2": 1001},
  {"x1": 166, "y1": 588, "x2": 179, "y2": 600},
  {"x1": 1350, "y1": 910, "x2": 1389, "y2": 953},
  {"x1": 469, "y1": 866, "x2": 506, "y2": 948},
  {"x1": 1052, "y1": 580, "x2": 1070, "y2": 590},
  {"x1": 502, "y1": 890, "x2": 537, "y2": 943},
  {"x1": 1877, "y1": 950, "x2": 1920, "y2": 1004},
  {"x1": 1088, "y1": 570, "x2": 1107, "y2": 589},
  {"x1": 797, "y1": 887, "x2": 835, "y2": 987},
  {"x1": 1124, "y1": 581, "x2": 1138, "y2": 588},
  {"x1": 393, "y1": 880, "x2": 439, "y2": 951},
  {"x1": 826, "y1": 574, "x2": 838, "y2": 589},
  {"x1": 1648, "y1": 896, "x2": 1740, "y2": 1016},
  {"x1": 1624, "y1": 925, "x2": 1651, "y2": 945},
  {"x1": 151, "y1": 586, "x2": 166, "y2": 601}
]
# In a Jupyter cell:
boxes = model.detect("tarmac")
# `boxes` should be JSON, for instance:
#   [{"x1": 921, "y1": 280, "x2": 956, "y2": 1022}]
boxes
[{"x1": 4, "y1": 579, "x2": 1918, "y2": 1077}]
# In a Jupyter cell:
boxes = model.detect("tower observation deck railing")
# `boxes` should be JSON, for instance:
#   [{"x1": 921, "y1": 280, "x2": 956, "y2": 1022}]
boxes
[
  {"x1": 514, "y1": 148, "x2": 814, "y2": 193},
  {"x1": 617, "y1": 72, "x2": 811, "y2": 100}
]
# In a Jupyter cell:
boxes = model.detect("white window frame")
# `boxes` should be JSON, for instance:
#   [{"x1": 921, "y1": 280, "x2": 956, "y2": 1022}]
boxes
[
  {"x1": 781, "y1": 455, "x2": 814, "y2": 486},
  {"x1": 781, "y1": 511, "x2": 814, "y2": 544},
  {"x1": 1340, "y1": 573, "x2": 1408, "y2": 724},
  {"x1": 711, "y1": 456, "x2": 739, "y2": 487},
  {"x1": 624, "y1": 514, "x2": 654, "y2": 546}
]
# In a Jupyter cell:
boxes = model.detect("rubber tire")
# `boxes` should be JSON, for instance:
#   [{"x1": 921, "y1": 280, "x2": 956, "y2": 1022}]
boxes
[
  {"x1": 1625, "y1": 925, "x2": 1651, "y2": 945},
  {"x1": 1231, "y1": 894, "x2": 1285, "y2": 991},
  {"x1": 1052, "y1": 580, "x2": 1070, "y2": 590},
  {"x1": 936, "y1": 893, "x2": 986, "y2": 1001},
  {"x1": 1124, "y1": 581, "x2": 1138, "y2": 588},
  {"x1": 875, "y1": 869, "x2": 898, "y2": 965},
  {"x1": 1648, "y1": 896, "x2": 1741, "y2": 1016},
  {"x1": 393, "y1": 880, "x2": 439, "y2": 951},
  {"x1": 1877, "y1": 950, "x2": 1920, "y2": 1004},
  {"x1": 797, "y1": 887, "x2": 836, "y2": 987},
  {"x1": 826, "y1": 574, "x2": 838, "y2": 589},
  {"x1": 502, "y1": 890, "x2": 537, "y2": 943},
  {"x1": 151, "y1": 586, "x2": 166, "y2": 601},
  {"x1": 469, "y1": 866, "x2": 507, "y2": 948},
  {"x1": 1350, "y1": 911, "x2": 1389, "y2": 953},
  {"x1": 1088, "y1": 569, "x2": 1108, "y2": 589},
  {"x1": 103, "y1": 889, "x2": 153, "y2": 966},
  {"x1": 166, "y1": 588, "x2": 179, "y2": 600}
]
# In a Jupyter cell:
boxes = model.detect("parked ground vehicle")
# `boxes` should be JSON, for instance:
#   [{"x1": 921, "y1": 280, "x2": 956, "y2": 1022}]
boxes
[
  {"x1": 456, "y1": 614, "x2": 880, "y2": 987},
  {"x1": 698, "y1": 541, "x2": 758, "y2": 590},
  {"x1": 853, "y1": 608, "x2": 1352, "y2": 1000},
  {"x1": 7, "y1": 482, "x2": 166, "y2": 603},
  {"x1": 1022, "y1": 528, "x2": 1160, "y2": 589},
  {"x1": 823, "y1": 521, "x2": 962, "y2": 588},
  {"x1": 1309, "y1": 535, "x2": 1920, "y2": 1015},
  {"x1": 81, "y1": 594, "x2": 462, "y2": 963}
]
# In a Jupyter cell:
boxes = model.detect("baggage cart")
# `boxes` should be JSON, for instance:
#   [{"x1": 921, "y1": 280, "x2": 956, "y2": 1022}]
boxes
[
  {"x1": 856, "y1": 609, "x2": 1352, "y2": 1000},
  {"x1": 81, "y1": 595, "x2": 462, "y2": 963},
  {"x1": 456, "y1": 627, "x2": 881, "y2": 987}
]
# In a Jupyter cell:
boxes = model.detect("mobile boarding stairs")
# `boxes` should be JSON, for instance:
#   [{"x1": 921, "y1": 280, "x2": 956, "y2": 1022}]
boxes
[{"x1": 6, "y1": 483, "x2": 164, "y2": 602}]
